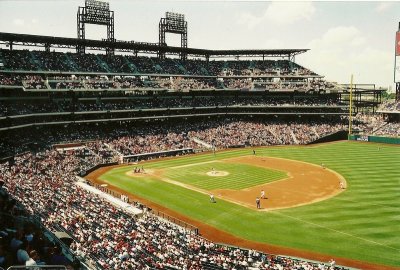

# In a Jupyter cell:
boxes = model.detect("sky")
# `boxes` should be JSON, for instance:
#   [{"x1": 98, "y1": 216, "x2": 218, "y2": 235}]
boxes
[{"x1": 0, "y1": 1, "x2": 399, "y2": 90}]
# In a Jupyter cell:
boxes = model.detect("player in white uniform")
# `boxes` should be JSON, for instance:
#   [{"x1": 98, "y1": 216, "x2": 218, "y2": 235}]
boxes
[{"x1": 210, "y1": 194, "x2": 216, "y2": 203}]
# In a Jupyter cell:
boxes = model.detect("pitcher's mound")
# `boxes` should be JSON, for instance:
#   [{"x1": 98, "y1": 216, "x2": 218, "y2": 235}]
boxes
[{"x1": 206, "y1": 171, "x2": 229, "y2": 177}]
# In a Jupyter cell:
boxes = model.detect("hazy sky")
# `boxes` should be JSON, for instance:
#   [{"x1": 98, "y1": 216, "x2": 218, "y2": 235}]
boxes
[{"x1": 0, "y1": 1, "x2": 399, "y2": 89}]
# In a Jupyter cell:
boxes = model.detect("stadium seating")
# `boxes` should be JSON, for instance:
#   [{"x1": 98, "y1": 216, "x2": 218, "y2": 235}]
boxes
[
  {"x1": 0, "y1": 45, "x2": 396, "y2": 270},
  {"x1": 0, "y1": 49, "x2": 330, "y2": 93},
  {"x1": 0, "y1": 147, "x2": 349, "y2": 270}
]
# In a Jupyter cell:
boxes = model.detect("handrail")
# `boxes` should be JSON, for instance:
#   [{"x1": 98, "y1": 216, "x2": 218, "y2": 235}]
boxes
[{"x1": 7, "y1": 266, "x2": 67, "y2": 270}]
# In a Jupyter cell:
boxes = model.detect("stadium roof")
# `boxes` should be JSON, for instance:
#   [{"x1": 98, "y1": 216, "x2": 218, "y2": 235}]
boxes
[{"x1": 0, "y1": 32, "x2": 308, "y2": 59}]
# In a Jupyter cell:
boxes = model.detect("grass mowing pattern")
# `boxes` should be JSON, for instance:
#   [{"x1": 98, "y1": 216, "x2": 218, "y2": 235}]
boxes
[
  {"x1": 99, "y1": 142, "x2": 400, "y2": 267},
  {"x1": 163, "y1": 161, "x2": 287, "y2": 190}
]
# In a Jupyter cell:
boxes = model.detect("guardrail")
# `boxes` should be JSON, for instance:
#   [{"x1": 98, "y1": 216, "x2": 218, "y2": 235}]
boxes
[
  {"x1": 88, "y1": 182, "x2": 199, "y2": 234},
  {"x1": 152, "y1": 209, "x2": 199, "y2": 235},
  {"x1": 7, "y1": 266, "x2": 67, "y2": 270}
]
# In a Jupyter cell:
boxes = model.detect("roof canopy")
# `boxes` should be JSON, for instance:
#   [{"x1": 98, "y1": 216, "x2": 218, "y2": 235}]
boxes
[{"x1": 0, "y1": 32, "x2": 308, "y2": 59}]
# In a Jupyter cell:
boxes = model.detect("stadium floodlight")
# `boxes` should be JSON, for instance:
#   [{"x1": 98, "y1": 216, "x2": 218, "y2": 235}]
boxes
[
  {"x1": 159, "y1": 11, "x2": 188, "y2": 60},
  {"x1": 85, "y1": 0, "x2": 109, "y2": 11},
  {"x1": 84, "y1": 0, "x2": 111, "y2": 25},
  {"x1": 166, "y1": 12, "x2": 186, "y2": 31},
  {"x1": 77, "y1": 0, "x2": 115, "y2": 55}
]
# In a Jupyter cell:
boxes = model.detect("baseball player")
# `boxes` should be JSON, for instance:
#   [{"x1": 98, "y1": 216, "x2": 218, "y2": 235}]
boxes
[
  {"x1": 340, "y1": 181, "x2": 345, "y2": 189},
  {"x1": 210, "y1": 194, "x2": 216, "y2": 203},
  {"x1": 256, "y1": 197, "x2": 261, "y2": 209},
  {"x1": 261, "y1": 190, "x2": 266, "y2": 199}
]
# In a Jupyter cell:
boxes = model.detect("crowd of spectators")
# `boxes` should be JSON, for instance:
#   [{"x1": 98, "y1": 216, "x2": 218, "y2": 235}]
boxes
[
  {"x1": 378, "y1": 99, "x2": 400, "y2": 112},
  {"x1": 1, "y1": 73, "x2": 331, "y2": 93},
  {"x1": 0, "y1": 101, "x2": 61, "y2": 117},
  {"x1": 0, "y1": 117, "x2": 351, "y2": 159},
  {"x1": 352, "y1": 114, "x2": 385, "y2": 134},
  {"x1": 352, "y1": 113, "x2": 399, "y2": 137},
  {"x1": 0, "y1": 49, "x2": 321, "y2": 79},
  {"x1": 86, "y1": 141, "x2": 120, "y2": 163},
  {"x1": 23, "y1": 75, "x2": 47, "y2": 90},
  {"x1": 171, "y1": 77, "x2": 218, "y2": 91},
  {"x1": 188, "y1": 120, "x2": 345, "y2": 148},
  {"x1": 0, "y1": 94, "x2": 344, "y2": 117},
  {"x1": 98, "y1": 55, "x2": 134, "y2": 74},
  {"x1": 106, "y1": 131, "x2": 199, "y2": 156},
  {"x1": 1, "y1": 74, "x2": 330, "y2": 92},
  {"x1": 0, "y1": 131, "x2": 350, "y2": 270},
  {"x1": 373, "y1": 122, "x2": 400, "y2": 136},
  {"x1": 0, "y1": 46, "x2": 396, "y2": 269},
  {"x1": 0, "y1": 168, "x2": 75, "y2": 269},
  {"x1": 0, "y1": 74, "x2": 23, "y2": 86}
]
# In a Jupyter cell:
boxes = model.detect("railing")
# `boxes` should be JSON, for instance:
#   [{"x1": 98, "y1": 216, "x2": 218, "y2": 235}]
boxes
[
  {"x1": 152, "y1": 209, "x2": 199, "y2": 235},
  {"x1": 89, "y1": 182, "x2": 199, "y2": 234},
  {"x1": 7, "y1": 266, "x2": 66, "y2": 270}
]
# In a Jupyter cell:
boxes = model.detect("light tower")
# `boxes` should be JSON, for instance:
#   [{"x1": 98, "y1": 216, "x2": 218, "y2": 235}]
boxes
[
  {"x1": 159, "y1": 12, "x2": 188, "y2": 60},
  {"x1": 77, "y1": 0, "x2": 115, "y2": 55}
]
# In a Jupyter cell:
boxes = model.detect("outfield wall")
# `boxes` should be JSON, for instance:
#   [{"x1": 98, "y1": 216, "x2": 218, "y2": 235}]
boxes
[
  {"x1": 349, "y1": 135, "x2": 400, "y2": 145},
  {"x1": 308, "y1": 130, "x2": 348, "y2": 144}
]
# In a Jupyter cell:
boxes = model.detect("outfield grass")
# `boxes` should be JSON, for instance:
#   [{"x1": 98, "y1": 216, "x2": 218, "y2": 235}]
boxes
[
  {"x1": 163, "y1": 161, "x2": 287, "y2": 190},
  {"x1": 99, "y1": 142, "x2": 400, "y2": 267}
]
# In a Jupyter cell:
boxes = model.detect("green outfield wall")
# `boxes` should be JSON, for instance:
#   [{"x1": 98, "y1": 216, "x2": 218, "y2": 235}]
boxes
[{"x1": 349, "y1": 135, "x2": 400, "y2": 144}]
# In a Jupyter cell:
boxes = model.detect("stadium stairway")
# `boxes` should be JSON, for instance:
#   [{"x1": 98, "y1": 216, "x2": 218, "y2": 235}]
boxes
[
  {"x1": 122, "y1": 56, "x2": 139, "y2": 73},
  {"x1": 29, "y1": 51, "x2": 43, "y2": 70},
  {"x1": 372, "y1": 122, "x2": 389, "y2": 134},
  {"x1": 290, "y1": 130, "x2": 300, "y2": 144},
  {"x1": 154, "y1": 63, "x2": 163, "y2": 73},
  {"x1": 222, "y1": 61, "x2": 229, "y2": 72},
  {"x1": 200, "y1": 66, "x2": 210, "y2": 75},
  {"x1": 191, "y1": 137, "x2": 214, "y2": 149},
  {"x1": 95, "y1": 55, "x2": 111, "y2": 73},
  {"x1": 177, "y1": 63, "x2": 187, "y2": 74},
  {"x1": 268, "y1": 129, "x2": 283, "y2": 144},
  {"x1": 249, "y1": 60, "x2": 256, "y2": 69},
  {"x1": 64, "y1": 54, "x2": 79, "y2": 72},
  {"x1": 217, "y1": 80, "x2": 227, "y2": 89},
  {"x1": 312, "y1": 126, "x2": 321, "y2": 139},
  {"x1": 44, "y1": 78, "x2": 51, "y2": 89},
  {"x1": 103, "y1": 142, "x2": 124, "y2": 157},
  {"x1": 0, "y1": 51, "x2": 4, "y2": 69}
]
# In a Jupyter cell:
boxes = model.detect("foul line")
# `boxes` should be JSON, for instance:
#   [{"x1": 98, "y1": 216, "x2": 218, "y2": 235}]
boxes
[{"x1": 269, "y1": 210, "x2": 400, "y2": 252}]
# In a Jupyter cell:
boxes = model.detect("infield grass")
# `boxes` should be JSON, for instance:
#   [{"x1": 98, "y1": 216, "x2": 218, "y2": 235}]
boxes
[
  {"x1": 163, "y1": 161, "x2": 287, "y2": 190},
  {"x1": 98, "y1": 141, "x2": 400, "y2": 267}
]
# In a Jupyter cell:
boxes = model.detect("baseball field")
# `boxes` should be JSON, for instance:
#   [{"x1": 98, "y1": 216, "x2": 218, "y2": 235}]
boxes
[{"x1": 86, "y1": 141, "x2": 400, "y2": 269}]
